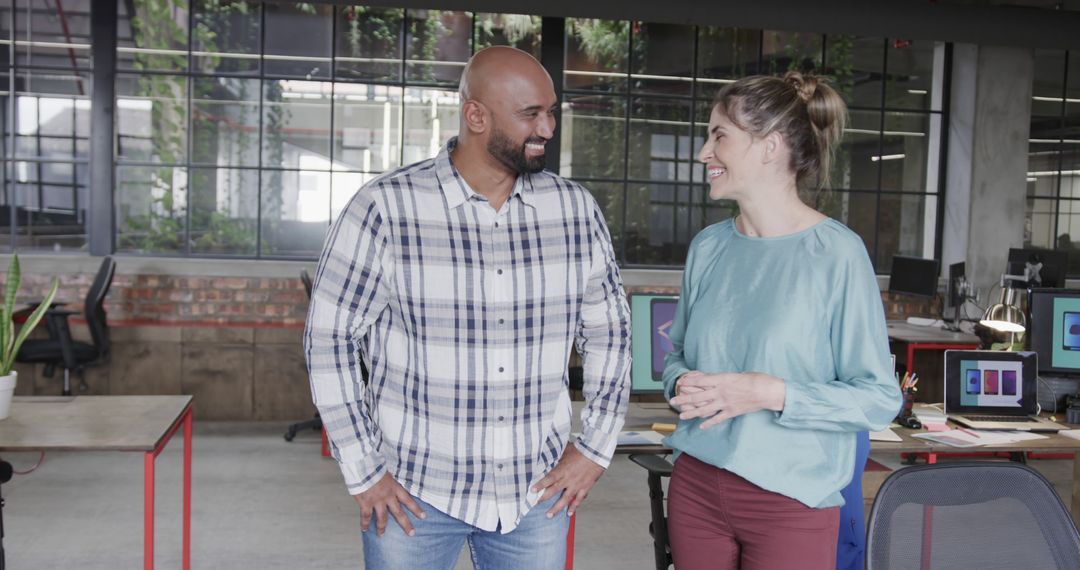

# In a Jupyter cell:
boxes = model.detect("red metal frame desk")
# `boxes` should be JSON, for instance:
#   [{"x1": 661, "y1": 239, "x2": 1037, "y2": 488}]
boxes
[
  {"x1": 886, "y1": 321, "x2": 980, "y2": 383},
  {"x1": 0, "y1": 396, "x2": 193, "y2": 570}
]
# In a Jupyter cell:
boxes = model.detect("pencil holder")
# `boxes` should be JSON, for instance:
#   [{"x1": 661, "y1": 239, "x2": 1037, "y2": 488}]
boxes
[{"x1": 897, "y1": 390, "x2": 915, "y2": 420}]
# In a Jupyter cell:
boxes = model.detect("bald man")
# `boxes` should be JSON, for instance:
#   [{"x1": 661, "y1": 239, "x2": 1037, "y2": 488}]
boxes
[{"x1": 305, "y1": 46, "x2": 631, "y2": 569}]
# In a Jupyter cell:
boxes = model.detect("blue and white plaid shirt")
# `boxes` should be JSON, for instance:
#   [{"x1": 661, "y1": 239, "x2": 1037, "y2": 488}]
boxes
[{"x1": 304, "y1": 138, "x2": 632, "y2": 533}]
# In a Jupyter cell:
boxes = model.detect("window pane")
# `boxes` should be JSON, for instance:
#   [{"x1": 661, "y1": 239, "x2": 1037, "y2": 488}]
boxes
[
  {"x1": 405, "y1": 10, "x2": 471, "y2": 86},
  {"x1": 191, "y1": 77, "x2": 259, "y2": 166},
  {"x1": 826, "y1": 35, "x2": 883, "y2": 109},
  {"x1": 696, "y1": 27, "x2": 758, "y2": 96},
  {"x1": 833, "y1": 110, "x2": 881, "y2": 191},
  {"x1": 13, "y1": 86, "x2": 90, "y2": 160},
  {"x1": 14, "y1": 0, "x2": 92, "y2": 70},
  {"x1": 401, "y1": 88, "x2": 458, "y2": 165},
  {"x1": 565, "y1": 19, "x2": 628, "y2": 93},
  {"x1": 821, "y1": 190, "x2": 876, "y2": 262},
  {"x1": 193, "y1": 0, "x2": 260, "y2": 75},
  {"x1": 335, "y1": 6, "x2": 404, "y2": 83},
  {"x1": 582, "y1": 181, "x2": 624, "y2": 262},
  {"x1": 334, "y1": 84, "x2": 403, "y2": 173},
  {"x1": 263, "y1": 2, "x2": 332, "y2": 79},
  {"x1": 877, "y1": 193, "x2": 936, "y2": 268},
  {"x1": 880, "y1": 112, "x2": 934, "y2": 193},
  {"x1": 1027, "y1": 118, "x2": 1060, "y2": 199},
  {"x1": 263, "y1": 80, "x2": 331, "y2": 169},
  {"x1": 885, "y1": 39, "x2": 937, "y2": 111},
  {"x1": 631, "y1": 22, "x2": 694, "y2": 97},
  {"x1": 561, "y1": 94, "x2": 626, "y2": 180},
  {"x1": 1068, "y1": 50, "x2": 1080, "y2": 102},
  {"x1": 1032, "y1": 49, "x2": 1067, "y2": 117},
  {"x1": 474, "y1": 13, "x2": 541, "y2": 58},
  {"x1": 261, "y1": 169, "x2": 329, "y2": 257},
  {"x1": 624, "y1": 183, "x2": 699, "y2": 264},
  {"x1": 628, "y1": 98, "x2": 691, "y2": 182},
  {"x1": 116, "y1": 73, "x2": 187, "y2": 164},
  {"x1": 1026, "y1": 197, "x2": 1057, "y2": 250},
  {"x1": 9, "y1": 178, "x2": 87, "y2": 252},
  {"x1": 119, "y1": 0, "x2": 189, "y2": 72},
  {"x1": 1053, "y1": 200, "x2": 1080, "y2": 263},
  {"x1": 189, "y1": 167, "x2": 257, "y2": 255},
  {"x1": 1061, "y1": 130, "x2": 1080, "y2": 200},
  {"x1": 116, "y1": 165, "x2": 187, "y2": 254},
  {"x1": 762, "y1": 31, "x2": 822, "y2": 75}
]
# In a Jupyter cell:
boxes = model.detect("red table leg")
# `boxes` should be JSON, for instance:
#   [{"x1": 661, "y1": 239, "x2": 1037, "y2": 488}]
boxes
[
  {"x1": 565, "y1": 513, "x2": 576, "y2": 570},
  {"x1": 321, "y1": 427, "x2": 330, "y2": 458},
  {"x1": 144, "y1": 404, "x2": 193, "y2": 570}
]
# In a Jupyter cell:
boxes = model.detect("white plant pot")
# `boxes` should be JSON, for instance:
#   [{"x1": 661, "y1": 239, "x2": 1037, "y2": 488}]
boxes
[{"x1": 0, "y1": 371, "x2": 16, "y2": 420}]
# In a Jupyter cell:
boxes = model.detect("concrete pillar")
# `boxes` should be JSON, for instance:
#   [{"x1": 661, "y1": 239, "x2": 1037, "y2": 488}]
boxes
[{"x1": 943, "y1": 44, "x2": 1034, "y2": 301}]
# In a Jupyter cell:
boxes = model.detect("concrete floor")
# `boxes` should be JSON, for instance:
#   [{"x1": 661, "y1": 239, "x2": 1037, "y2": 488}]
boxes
[{"x1": 0, "y1": 422, "x2": 1073, "y2": 569}]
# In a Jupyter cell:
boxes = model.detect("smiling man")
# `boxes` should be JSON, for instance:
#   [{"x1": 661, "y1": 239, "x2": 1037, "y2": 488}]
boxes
[{"x1": 304, "y1": 46, "x2": 632, "y2": 569}]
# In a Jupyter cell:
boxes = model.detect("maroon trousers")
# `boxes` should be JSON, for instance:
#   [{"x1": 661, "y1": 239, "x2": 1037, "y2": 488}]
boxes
[{"x1": 667, "y1": 454, "x2": 840, "y2": 570}]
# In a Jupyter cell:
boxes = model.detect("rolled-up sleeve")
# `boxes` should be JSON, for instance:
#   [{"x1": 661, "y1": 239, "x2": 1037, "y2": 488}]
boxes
[
  {"x1": 574, "y1": 201, "x2": 632, "y2": 469},
  {"x1": 304, "y1": 190, "x2": 396, "y2": 494}
]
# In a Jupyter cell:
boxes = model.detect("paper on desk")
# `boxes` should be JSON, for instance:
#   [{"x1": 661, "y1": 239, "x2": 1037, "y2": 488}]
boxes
[
  {"x1": 913, "y1": 429, "x2": 1048, "y2": 448},
  {"x1": 870, "y1": 427, "x2": 902, "y2": 442},
  {"x1": 618, "y1": 430, "x2": 666, "y2": 446},
  {"x1": 1058, "y1": 429, "x2": 1080, "y2": 441}
]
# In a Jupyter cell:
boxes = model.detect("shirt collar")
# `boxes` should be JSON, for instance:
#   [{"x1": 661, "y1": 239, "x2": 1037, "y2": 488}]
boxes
[{"x1": 436, "y1": 137, "x2": 536, "y2": 210}]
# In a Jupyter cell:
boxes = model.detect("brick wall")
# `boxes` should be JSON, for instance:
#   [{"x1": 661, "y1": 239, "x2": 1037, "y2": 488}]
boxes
[{"x1": 20, "y1": 272, "x2": 309, "y2": 326}]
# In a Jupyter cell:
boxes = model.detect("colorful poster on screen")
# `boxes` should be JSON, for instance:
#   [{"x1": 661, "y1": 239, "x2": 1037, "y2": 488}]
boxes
[
  {"x1": 959, "y1": 359, "x2": 1023, "y2": 407},
  {"x1": 630, "y1": 294, "x2": 678, "y2": 393}
]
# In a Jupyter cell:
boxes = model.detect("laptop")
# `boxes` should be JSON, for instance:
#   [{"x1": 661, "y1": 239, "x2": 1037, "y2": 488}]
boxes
[{"x1": 943, "y1": 350, "x2": 1067, "y2": 432}]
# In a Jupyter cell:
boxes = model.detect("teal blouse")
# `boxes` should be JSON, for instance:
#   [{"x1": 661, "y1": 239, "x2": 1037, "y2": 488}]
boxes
[{"x1": 662, "y1": 218, "x2": 901, "y2": 508}]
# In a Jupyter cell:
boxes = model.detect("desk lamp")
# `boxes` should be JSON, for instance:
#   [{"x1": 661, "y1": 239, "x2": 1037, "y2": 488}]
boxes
[{"x1": 980, "y1": 273, "x2": 1027, "y2": 345}]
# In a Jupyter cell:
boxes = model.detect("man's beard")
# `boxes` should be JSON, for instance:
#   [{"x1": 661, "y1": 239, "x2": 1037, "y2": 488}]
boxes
[{"x1": 487, "y1": 127, "x2": 546, "y2": 174}]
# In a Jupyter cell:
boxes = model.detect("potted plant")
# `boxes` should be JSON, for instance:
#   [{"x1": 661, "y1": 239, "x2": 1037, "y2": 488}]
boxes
[{"x1": 0, "y1": 255, "x2": 58, "y2": 419}]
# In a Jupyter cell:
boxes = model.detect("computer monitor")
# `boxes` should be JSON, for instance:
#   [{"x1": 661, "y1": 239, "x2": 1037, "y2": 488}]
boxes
[
  {"x1": 1008, "y1": 248, "x2": 1067, "y2": 288},
  {"x1": 946, "y1": 261, "x2": 966, "y2": 310},
  {"x1": 1026, "y1": 288, "x2": 1080, "y2": 376},
  {"x1": 629, "y1": 293, "x2": 679, "y2": 394},
  {"x1": 888, "y1": 255, "x2": 940, "y2": 297}
]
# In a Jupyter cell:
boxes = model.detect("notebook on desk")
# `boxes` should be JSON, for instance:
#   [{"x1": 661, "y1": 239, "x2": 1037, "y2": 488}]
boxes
[{"x1": 943, "y1": 350, "x2": 1067, "y2": 432}]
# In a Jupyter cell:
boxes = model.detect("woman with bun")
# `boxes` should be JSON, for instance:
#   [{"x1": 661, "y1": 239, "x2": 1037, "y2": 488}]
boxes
[{"x1": 661, "y1": 72, "x2": 901, "y2": 570}]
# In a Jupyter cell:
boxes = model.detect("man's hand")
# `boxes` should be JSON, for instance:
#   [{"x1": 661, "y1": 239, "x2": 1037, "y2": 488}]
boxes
[
  {"x1": 669, "y1": 372, "x2": 786, "y2": 429},
  {"x1": 530, "y1": 443, "x2": 605, "y2": 518},
  {"x1": 354, "y1": 473, "x2": 426, "y2": 537}
]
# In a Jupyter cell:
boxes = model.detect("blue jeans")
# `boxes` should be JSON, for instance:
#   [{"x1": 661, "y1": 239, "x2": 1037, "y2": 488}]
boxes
[{"x1": 361, "y1": 493, "x2": 569, "y2": 570}]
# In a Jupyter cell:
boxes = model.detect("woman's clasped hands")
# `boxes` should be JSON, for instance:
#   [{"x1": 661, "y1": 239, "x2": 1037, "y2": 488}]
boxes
[{"x1": 670, "y1": 371, "x2": 787, "y2": 429}]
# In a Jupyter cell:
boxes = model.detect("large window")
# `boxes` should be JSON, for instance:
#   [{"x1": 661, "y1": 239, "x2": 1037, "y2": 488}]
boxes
[
  {"x1": 561, "y1": 24, "x2": 947, "y2": 267},
  {"x1": 116, "y1": 1, "x2": 541, "y2": 258},
  {"x1": 0, "y1": 1, "x2": 949, "y2": 268},
  {"x1": 0, "y1": 0, "x2": 93, "y2": 252},
  {"x1": 1026, "y1": 49, "x2": 1080, "y2": 275}
]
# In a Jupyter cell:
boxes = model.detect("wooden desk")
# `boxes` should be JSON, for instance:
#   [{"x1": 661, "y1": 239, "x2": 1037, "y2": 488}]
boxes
[
  {"x1": 599, "y1": 402, "x2": 1080, "y2": 527},
  {"x1": 886, "y1": 321, "x2": 980, "y2": 401},
  {"x1": 0, "y1": 396, "x2": 193, "y2": 570}
]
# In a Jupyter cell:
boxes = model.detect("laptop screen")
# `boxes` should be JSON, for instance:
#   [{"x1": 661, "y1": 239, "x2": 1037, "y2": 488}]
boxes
[{"x1": 944, "y1": 350, "x2": 1038, "y2": 415}]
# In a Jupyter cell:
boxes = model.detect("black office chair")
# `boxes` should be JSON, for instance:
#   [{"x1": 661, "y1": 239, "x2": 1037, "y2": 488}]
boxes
[
  {"x1": 285, "y1": 270, "x2": 321, "y2": 441},
  {"x1": 285, "y1": 270, "x2": 371, "y2": 443},
  {"x1": 16, "y1": 256, "x2": 116, "y2": 396},
  {"x1": 629, "y1": 453, "x2": 675, "y2": 570},
  {"x1": 867, "y1": 461, "x2": 1080, "y2": 570}
]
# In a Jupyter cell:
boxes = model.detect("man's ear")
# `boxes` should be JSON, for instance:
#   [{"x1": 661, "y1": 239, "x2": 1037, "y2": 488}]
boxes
[{"x1": 462, "y1": 100, "x2": 487, "y2": 134}]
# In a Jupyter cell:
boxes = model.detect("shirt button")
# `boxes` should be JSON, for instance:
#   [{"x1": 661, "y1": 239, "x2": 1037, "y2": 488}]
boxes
[
  {"x1": 498, "y1": 366, "x2": 505, "y2": 372},
  {"x1": 498, "y1": 415, "x2": 505, "y2": 422},
  {"x1": 498, "y1": 318, "x2": 505, "y2": 324},
  {"x1": 495, "y1": 222, "x2": 500, "y2": 228},
  {"x1": 497, "y1": 464, "x2": 504, "y2": 470},
  {"x1": 497, "y1": 269, "x2": 503, "y2": 275}
]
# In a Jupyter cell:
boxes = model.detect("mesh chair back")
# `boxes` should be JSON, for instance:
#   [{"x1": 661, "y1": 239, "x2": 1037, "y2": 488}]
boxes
[
  {"x1": 83, "y1": 257, "x2": 116, "y2": 357},
  {"x1": 867, "y1": 462, "x2": 1080, "y2": 570}
]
